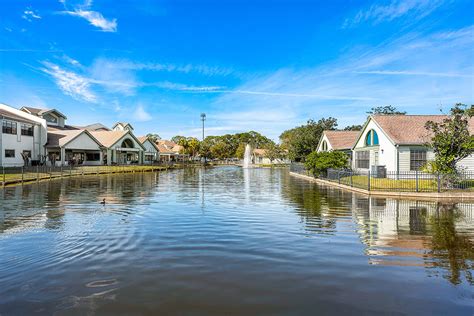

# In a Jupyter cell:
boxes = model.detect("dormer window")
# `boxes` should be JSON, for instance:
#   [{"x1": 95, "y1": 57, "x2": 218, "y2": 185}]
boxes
[
  {"x1": 44, "y1": 113, "x2": 58, "y2": 124},
  {"x1": 365, "y1": 129, "x2": 379, "y2": 146}
]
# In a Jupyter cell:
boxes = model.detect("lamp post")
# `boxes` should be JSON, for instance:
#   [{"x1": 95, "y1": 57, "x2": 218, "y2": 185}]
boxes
[
  {"x1": 201, "y1": 113, "x2": 206, "y2": 164},
  {"x1": 200, "y1": 113, "x2": 206, "y2": 141}
]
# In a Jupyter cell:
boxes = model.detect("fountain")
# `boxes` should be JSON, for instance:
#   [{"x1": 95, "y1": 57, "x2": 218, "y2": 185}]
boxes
[{"x1": 243, "y1": 144, "x2": 252, "y2": 168}]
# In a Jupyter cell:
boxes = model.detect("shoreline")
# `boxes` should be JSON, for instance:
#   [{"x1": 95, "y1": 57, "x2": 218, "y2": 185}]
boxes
[
  {"x1": 289, "y1": 171, "x2": 474, "y2": 202},
  {"x1": 0, "y1": 165, "x2": 182, "y2": 188}
]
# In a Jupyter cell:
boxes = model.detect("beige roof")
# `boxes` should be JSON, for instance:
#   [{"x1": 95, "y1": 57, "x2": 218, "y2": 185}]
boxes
[
  {"x1": 90, "y1": 130, "x2": 129, "y2": 148},
  {"x1": 0, "y1": 108, "x2": 38, "y2": 124},
  {"x1": 253, "y1": 148, "x2": 267, "y2": 156},
  {"x1": 46, "y1": 130, "x2": 99, "y2": 148},
  {"x1": 323, "y1": 130, "x2": 360, "y2": 150},
  {"x1": 156, "y1": 144, "x2": 178, "y2": 154},
  {"x1": 371, "y1": 115, "x2": 474, "y2": 145}
]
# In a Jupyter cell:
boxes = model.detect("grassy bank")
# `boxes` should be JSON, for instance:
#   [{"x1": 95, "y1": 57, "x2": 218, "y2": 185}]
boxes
[{"x1": 1, "y1": 165, "x2": 174, "y2": 187}]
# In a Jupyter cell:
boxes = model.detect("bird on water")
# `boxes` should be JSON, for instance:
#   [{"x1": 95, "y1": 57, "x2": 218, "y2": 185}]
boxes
[{"x1": 100, "y1": 198, "x2": 106, "y2": 205}]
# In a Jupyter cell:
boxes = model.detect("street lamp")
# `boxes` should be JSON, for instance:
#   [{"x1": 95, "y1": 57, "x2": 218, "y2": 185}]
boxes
[{"x1": 200, "y1": 113, "x2": 206, "y2": 141}]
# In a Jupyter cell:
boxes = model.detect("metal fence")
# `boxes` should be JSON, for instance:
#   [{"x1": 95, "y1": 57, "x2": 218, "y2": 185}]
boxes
[
  {"x1": 0, "y1": 163, "x2": 180, "y2": 187},
  {"x1": 290, "y1": 163, "x2": 474, "y2": 193}
]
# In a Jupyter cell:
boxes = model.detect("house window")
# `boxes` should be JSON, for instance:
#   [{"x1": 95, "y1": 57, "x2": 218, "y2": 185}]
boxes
[
  {"x1": 21, "y1": 123, "x2": 34, "y2": 136},
  {"x1": 410, "y1": 149, "x2": 427, "y2": 171},
  {"x1": 5, "y1": 149, "x2": 15, "y2": 158},
  {"x1": 86, "y1": 153, "x2": 100, "y2": 161},
  {"x1": 22, "y1": 150, "x2": 31, "y2": 158},
  {"x1": 2, "y1": 120, "x2": 17, "y2": 135},
  {"x1": 322, "y1": 140, "x2": 328, "y2": 151},
  {"x1": 44, "y1": 113, "x2": 58, "y2": 124},
  {"x1": 356, "y1": 151, "x2": 370, "y2": 169},
  {"x1": 365, "y1": 129, "x2": 379, "y2": 146}
]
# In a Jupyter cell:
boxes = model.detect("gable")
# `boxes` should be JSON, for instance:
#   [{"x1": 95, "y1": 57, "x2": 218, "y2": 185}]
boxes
[{"x1": 65, "y1": 132, "x2": 102, "y2": 150}]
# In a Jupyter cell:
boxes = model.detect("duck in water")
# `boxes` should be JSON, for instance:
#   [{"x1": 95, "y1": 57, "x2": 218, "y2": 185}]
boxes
[{"x1": 100, "y1": 198, "x2": 106, "y2": 205}]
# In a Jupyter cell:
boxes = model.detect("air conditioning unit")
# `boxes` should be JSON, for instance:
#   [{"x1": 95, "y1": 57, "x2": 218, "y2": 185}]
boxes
[{"x1": 371, "y1": 165, "x2": 386, "y2": 178}]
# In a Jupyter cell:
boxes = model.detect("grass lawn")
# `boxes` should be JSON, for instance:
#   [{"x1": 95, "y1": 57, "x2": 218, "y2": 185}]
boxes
[
  {"x1": 1, "y1": 165, "x2": 170, "y2": 185},
  {"x1": 337, "y1": 175, "x2": 474, "y2": 192}
]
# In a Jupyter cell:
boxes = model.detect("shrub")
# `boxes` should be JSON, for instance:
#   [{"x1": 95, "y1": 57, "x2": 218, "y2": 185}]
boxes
[{"x1": 305, "y1": 151, "x2": 349, "y2": 176}]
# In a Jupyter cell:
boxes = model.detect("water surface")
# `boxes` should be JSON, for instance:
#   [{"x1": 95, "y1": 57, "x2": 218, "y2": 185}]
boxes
[{"x1": 1, "y1": 167, "x2": 473, "y2": 315}]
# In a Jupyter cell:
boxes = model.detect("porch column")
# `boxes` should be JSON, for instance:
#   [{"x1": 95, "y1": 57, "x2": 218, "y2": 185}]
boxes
[
  {"x1": 99, "y1": 151, "x2": 104, "y2": 165},
  {"x1": 60, "y1": 147, "x2": 66, "y2": 166},
  {"x1": 107, "y1": 149, "x2": 112, "y2": 165}
]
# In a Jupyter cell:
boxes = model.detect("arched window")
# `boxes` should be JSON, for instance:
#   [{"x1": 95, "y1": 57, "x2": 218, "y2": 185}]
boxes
[
  {"x1": 121, "y1": 139, "x2": 134, "y2": 148},
  {"x1": 322, "y1": 140, "x2": 328, "y2": 151},
  {"x1": 365, "y1": 129, "x2": 379, "y2": 146}
]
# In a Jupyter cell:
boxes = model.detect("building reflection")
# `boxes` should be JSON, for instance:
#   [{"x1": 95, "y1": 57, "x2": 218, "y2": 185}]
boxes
[
  {"x1": 352, "y1": 197, "x2": 474, "y2": 285},
  {"x1": 283, "y1": 176, "x2": 474, "y2": 285}
]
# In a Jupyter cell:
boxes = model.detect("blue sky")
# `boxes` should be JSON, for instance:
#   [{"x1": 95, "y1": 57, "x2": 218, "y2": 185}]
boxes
[{"x1": 1, "y1": 0, "x2": 473, "y2": 140}]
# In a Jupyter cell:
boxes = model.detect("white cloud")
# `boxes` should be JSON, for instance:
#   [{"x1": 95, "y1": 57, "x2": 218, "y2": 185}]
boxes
[
  {"x1": 344, "y1": 0, "x2": 445, "y2": 27},
  {"x1": 95, "y1": 59, "x2": 235, "y2": 76},
  {"x1": 205, "y1": 25, "x2": 473, "y2": 139},
  {"x1": 40, "y1": 61, "x2": 97, "y2": 102},
  {"x1": 63, "y1": 10, "x2": 117, "y2": 32},
  {"x1": 22, "y1": 8, "x2": 41, "y2": 21},
  {"x1": 133, "y1": 105, "x2": 152, "y2": 122}
]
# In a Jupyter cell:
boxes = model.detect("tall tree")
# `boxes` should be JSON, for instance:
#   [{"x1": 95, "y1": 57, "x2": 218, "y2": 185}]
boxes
[
  {"x1": 425, "y1": 103, "x2": 473, "y2": 174},
  {"x1": 280, "y1": 117, "x2": 338, "y2": 161},
  {"x1": 367, "y1": 105, "x2": 406, "y2": 115},
  {"x1": 343, "y1": 125, "x2": 362, "y2": 131},
  {"x1": 146, "y1": 133, "x2": 161, "y2": 142}
]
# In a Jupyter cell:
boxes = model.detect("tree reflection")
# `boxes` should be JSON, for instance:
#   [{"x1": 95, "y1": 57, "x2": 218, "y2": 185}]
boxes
[{"x1": 428, "y1": 205, "x2": 474, "y2": 285}]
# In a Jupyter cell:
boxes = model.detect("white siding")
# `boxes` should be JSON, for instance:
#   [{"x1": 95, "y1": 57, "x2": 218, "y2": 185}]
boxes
[
  {"x1": 65, "y1": 132, "x2": 101, "y2": 150},
  {"x1": 316, "y1": 134, "x2": 333, "y2": 152},
  {"x1": 458, "y1": 154, "x2": 474, "y2": 172},
  {"x1": 353, "y1": 119, "x2": 396, "y2": 172}
]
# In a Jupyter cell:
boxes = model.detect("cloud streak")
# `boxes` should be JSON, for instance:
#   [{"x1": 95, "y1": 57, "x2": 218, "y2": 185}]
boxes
[
  {"x1": 40, "y1": 61, "x2": 97, "y2": 102},
  {"x1": 59, "y1": 0, "x2": 117, "y2": 32},
  {"x1": 344, "y1": 0, "x2": 446, "y2": 28}
]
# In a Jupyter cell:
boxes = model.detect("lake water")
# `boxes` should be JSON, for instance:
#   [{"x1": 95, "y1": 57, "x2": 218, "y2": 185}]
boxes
[{"x1": 1, "y1": 166, "x2": 473, "y2": 315}]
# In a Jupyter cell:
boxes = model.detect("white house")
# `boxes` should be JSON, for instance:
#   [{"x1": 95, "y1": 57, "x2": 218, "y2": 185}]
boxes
[
  {"x1": 112, "y1": 122, "x2": 134, "y2": 132},
  {"x1": 46, "y1": 129, "x2": 104, "y2": 166},
  {"x1": 21, "y1": 106, "x2": 68, "y2": 129},
  {"x1": 352, "y1": 115, "x2": 474, "y2": 175},
  {"x1": 138, "y1": 136, "x2": 160, "y2": 164},
  {"x1": 0, "y1": 104, "x2": 48, "y2": 167},
  {"x1": 317, "y1": 130, "x2": 360, "y2": 165},
  {"x1": 90, "y1": 130, "x2": 146, "y2": 165}
]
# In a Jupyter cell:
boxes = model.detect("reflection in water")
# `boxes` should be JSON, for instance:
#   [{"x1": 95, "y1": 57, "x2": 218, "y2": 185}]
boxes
[
  {"x1": 282, "y1": 176, "x2": 474, "y2": 286},
  {"x1": 0, "y1": 167, "x2": 473, "y2": 315}
]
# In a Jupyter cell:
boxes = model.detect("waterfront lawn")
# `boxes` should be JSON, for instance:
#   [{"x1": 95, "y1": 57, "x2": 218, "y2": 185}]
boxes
[
  {"x1": 1, "y1": 165, "x2": 169, "y2": 184},
  {"x1": 339, "y1": 175, "x2": 474, "y2": 192},
  {"x1": 340, "y1": 175, "x2": 438, "y2": 192}
]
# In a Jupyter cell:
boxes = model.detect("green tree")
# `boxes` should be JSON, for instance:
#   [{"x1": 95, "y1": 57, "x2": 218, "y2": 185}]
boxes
[
  {"x1": 146, "y1": 133, "x2": 161, "y2": 142},
  {"x1": 235, "y1": 143, "x2": 246, "y2": 159},
  {"x1": 304, "y1": 151, "x2": 349, "y2": 176},
  {"x1": 264, "y1": 142, "x2": 285, "y2": 163},
  {"x1": 343, "y1": 125, "x2": 362, "y2": 131},
  {"x1": 367, "y1": 105, "x2": 406, "y2": 115},
  {"x1": 171, "y1": 135, "x2": 186, "y2": 144},
  {"x1": 280, "y1": 117, "x2": 338, "y2": 161},
  {"x1": 425, "y1": 103, "x2": 474, "y2": 174}
]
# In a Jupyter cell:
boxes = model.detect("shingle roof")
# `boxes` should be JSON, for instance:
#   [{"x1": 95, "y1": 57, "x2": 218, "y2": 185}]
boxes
[
  {"x1": 371, "y1": 115, "x2": 474, "y2": 145},
  {"x1": 77, "y1": 123, "x2": 111, "y2": 131},
  {"x1": 253, "y1": 148, "x2": 267, "y2": 156},
  {"x1": 90, "y1": 130, "x2": 129, "y2": 148},
  {"x1": 0, "y1": 108, "x2": 38, "y2": 124},
  {"x1": 323, "y1": 130, "x2": 360, "y2": 150},
  {"x1": 21, "y1": 106, "x2": 67, "y2": 119},
  {"x1": 46, "y1": 130, "x2": 87, "y2": 148}
]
